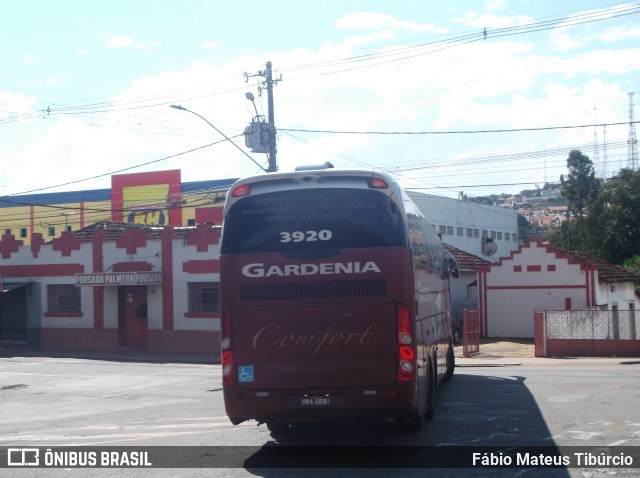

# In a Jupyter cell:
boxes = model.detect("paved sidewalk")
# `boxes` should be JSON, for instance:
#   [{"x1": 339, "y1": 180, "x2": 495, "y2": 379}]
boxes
[{"x1": 455, "y1": 338, "x2": 638, "y2": 366}]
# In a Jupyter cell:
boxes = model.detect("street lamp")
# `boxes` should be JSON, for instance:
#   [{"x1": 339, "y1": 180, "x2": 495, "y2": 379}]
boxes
[{"x1": 169, "y1": 105, "x2": 265, "y2": 172}]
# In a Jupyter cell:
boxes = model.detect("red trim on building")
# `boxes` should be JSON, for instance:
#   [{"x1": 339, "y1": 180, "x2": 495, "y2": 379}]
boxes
[
  {"x1": 0, "y1": 234, "x2": 23, "y2": 259},
  {"x1": 486, "y1": 284, "x2": 586, "y2": 290},
  {"x1": 0, "y1": 264, "x2": 84, "y2": 277},
  {"x1": 93, "y1": 230, "x2": 105, "y2": 329},
  {"x1": 116, "y1": 228, "x2": 151, "y2": 254},
  {"x1": 194, "y1": 206, "x2": 223, "y2": 225},
  {"x1": 112, "y1": 262, "x2": 153, "y2": 272},
  {"x1": 547, "y1": 264, "x2": 556, "y2": 272},
  {"x1": 183, "y1": 260, "x2": 220, "y2": 274},
  {"x1": 186, "y1": 224, "x2": 221, "y2": 252},
  {"x1": 479, "y1": 270, "x2": 488, "y2": 337},
  {"x1": 51, "y1": 231, "x2": 84, "y2": 257},
  {"x1": 111, "y1": 169, "x2": 182, "y2": 225},
  {"x1": 30, "y1": 205, "x2": 35, "y2": 239},
  {"x1": 31, "y1": 233, "x2": 45, "y2": 258},
  {"x1": 527, "y1": 265, "x2": 542, "y2": 272},
  {"x1": 161, "y1": 226, "x2": 174, "y2": 331},
  {"x1": 514, "y1": 265, "x2": 522, "y2": 272}
]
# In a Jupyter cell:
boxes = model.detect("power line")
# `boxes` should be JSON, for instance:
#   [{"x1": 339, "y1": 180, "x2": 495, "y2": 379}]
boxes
[{"x1": 280, "y1": 121, "x2": 638, "y2": 136}]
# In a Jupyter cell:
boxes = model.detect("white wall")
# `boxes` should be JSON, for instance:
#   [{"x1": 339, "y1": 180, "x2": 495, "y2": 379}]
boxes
[{"x1": 407, "y1": 192, "x2": 519, "y2": 261}]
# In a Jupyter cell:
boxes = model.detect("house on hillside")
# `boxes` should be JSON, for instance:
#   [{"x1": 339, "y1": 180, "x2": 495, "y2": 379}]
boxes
[{"x1": 477, "y1": 239, "x2": 640, "y2": 338}]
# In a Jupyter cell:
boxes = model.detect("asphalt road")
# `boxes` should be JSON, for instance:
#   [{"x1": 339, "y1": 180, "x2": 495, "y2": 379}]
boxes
[{"x1": 0, "y1": 354, "x2": 638, "y2": 477}]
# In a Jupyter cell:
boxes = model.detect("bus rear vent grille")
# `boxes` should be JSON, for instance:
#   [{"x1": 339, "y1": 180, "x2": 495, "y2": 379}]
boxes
[{"x1": 240, "y1": 279, "x2": 385, "y2": 301}]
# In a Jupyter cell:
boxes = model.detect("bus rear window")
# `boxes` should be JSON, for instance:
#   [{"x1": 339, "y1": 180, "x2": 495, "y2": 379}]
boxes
[{"x1": 221, "y1": 188, "x2": 407, "y2": 254}]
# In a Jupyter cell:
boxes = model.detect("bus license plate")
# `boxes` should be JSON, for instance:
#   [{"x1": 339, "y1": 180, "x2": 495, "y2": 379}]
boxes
[{"x1": 300, "y1": 396, "x2": 331, "y2": 407}]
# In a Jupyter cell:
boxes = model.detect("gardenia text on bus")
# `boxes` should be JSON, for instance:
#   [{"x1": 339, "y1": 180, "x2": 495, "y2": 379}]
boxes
[{"x1": 241, "y1": 261, "x2": 381, "y2": 278}]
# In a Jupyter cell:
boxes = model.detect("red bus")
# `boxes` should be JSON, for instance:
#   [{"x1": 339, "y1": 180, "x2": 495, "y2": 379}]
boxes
[{"x1": 219, "y1": 166, "x2": 458, "y2": 432}]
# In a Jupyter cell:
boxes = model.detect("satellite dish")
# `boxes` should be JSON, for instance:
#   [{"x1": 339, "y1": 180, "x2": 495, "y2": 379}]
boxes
[{"x1": 482, "y1": 238, "x2": 498, "y2": 256}]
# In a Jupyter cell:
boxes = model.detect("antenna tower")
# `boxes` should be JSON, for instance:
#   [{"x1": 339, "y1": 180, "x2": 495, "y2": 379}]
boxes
[
  {"x1": 629, "y1": 92, "x2": 638, "y2": 171},
  {"x1": 602, "y1": 125, "x2": 608, "y2": 182},
  {"x1": 592, "y1": 106, "x2": 601, "y2": 178}
]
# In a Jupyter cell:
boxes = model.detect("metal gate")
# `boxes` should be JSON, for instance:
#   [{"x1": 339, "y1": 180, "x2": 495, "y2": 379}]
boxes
[{"x1": 462, "y1": 308, "x2": 480, "y2": 357}]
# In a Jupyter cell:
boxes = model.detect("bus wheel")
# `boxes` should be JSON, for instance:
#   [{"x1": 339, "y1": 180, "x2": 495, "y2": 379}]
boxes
[
  {"x1": 425, "y1": 365, "x2": 436, "y2": 421},
  {"x1": 443, "y1": 343, "x2": 455, "y2": 382},
  {"x1": 265, "y1": 420, "x2": 290, "y2": 434}
]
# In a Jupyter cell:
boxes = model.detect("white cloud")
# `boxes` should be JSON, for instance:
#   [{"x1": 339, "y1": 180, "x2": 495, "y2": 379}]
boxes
[
  {"x1": 335, "y1": 12, "x2": 448, "y2": 33},
  {"x1": 202, "y1": 40, "x2": 224, "y2": 50},
  {"x1": 133, "y1": 40, "x2": 162, "y2": 51},
  {"x1": 485, "y1": 0, "x2": 508, "y2": 12},
  {"x1": 0, "y1": 90, "x2": 38, "y2": 118},
  {"x1": 105, "y1": 35, "x2": 136, "y2": 48},
  {"x1": 453, "y1": 11, "x2": 532, "y2": 28},
  {"x1": 597, "y1": 23, "x2": 640, "y2": 43},
  {"x1": 102, "y1": 34, "x2": 160, "y2": 51},
  {"x1": 5, "y1": 8, "x2": 638, "y2": 198}
]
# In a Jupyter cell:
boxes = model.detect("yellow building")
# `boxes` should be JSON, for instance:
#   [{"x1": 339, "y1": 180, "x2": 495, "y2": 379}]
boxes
[{"x1": 0, "y1": 170, "x2": 235, "y2": 245}]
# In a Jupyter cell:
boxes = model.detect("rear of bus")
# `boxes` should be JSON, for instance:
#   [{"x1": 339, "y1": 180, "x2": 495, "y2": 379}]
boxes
[{"x1": 219, "y1": 169, "x2": 425, "y2": 429}]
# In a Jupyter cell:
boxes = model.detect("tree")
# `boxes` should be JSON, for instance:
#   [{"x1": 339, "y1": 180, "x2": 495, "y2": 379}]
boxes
[
  {"x1": 585, "y1": 168, "x2": 640, "y2": 264},
  {"x1": 559, "y1": 150, "x2": 600, "y2": 252},
  {"x1": 560, "y1": 150, "x2": 600, "y2": 219}
]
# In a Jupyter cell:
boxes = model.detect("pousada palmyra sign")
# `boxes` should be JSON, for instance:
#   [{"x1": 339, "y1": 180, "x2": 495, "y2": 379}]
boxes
[{"x1": 74, "y1": 272, "x2": 162, "y2": 287}]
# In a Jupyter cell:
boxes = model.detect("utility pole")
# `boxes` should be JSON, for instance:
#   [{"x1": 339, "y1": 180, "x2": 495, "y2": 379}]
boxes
[
  {"x1": 628, "y1": 92, "x2": 638, "y2": 171},
  {"x1": 265, "y1": 61, "x2": 277, "y2": 173},
  {"x1": 245, "y1": 61, "x2": 281, "y2": 172}
]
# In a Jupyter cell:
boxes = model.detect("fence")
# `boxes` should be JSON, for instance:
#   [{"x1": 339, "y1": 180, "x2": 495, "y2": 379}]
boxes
[{"x1": 535, "y1": 308, "x2": 640, "y2": 357}]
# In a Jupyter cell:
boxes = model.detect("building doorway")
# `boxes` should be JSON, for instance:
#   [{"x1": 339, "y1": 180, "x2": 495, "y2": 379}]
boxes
[
  {"x1": 118, "y1": 286, "x2": 148, "y2": 347},
  {"x1": 0, "y1": 284, "x2": 28, "y2": 342}
]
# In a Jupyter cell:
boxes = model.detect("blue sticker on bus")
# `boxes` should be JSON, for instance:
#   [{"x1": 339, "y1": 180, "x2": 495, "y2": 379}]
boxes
[{"x1": 238, "y1": 366, "x2": 254, "y2": 383}]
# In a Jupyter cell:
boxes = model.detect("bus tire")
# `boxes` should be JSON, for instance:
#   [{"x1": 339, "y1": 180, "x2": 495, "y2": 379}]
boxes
[
  {"x1": 425, "y1": 364, "x2": 436, "y2": 421},
  {"x1": 443, "y1": 343, "x2": 455, "y2": 382}
]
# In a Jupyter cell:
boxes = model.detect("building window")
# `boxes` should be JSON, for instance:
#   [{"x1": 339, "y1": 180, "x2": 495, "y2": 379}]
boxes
[
  {"x1": 466, "y1": 228, "x2": 473, "y2": 238},
  {"x1": 187, "y1": 219, "x2": 196, "y2": 227},
  {"x1": 20, "y1": 228, "x2": 27, "y2": 238},
  {"x1": 482, "y1": 230, "x2": 488, "y2": 238},
  {"x1": 4, "y1": 229, "x2": 11, "y2": 236},
  {"x1": 457, "y1": 227, "x2": 463, "y2": 237},
  {"x1": 188, "y1": 282, "x2": 219, "y2": 313},
  {"x1": 491, "y1": 230, "x2": 496, "y2": 239},
  {"x1": 505, "y1": 232, "x2": 510, "y2": 241},
  {"x1": 497, "y1": 232, "x2": 503, "y2": 240},
  {"x1": 513, "y1": 234, "x2": 518, "y2": 242},
  {"x1": 48, "y1": 226, "x2": 56, "y2": 237},
  {"x1": 446, "y1": 226, "x2": 453, "y2": 236},
  {"x1": 47, "y1": 285, "x2": 81, "y2": 313},
  {"x1": 438, "y1": 225, "x2": 446, "y2": 235},
  {"x1": 473, "y1": 229, "x2": 479, "y2": 238}
]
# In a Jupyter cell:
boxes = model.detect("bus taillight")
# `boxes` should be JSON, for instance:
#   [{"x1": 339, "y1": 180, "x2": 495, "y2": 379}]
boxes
[
  {"x1": 232, "y1": 184, "x2": 251, "y2": 198},
  {"x1": 397, "y1": 303, "x2": 416, "y2": 382},
  {"x1": 368, "y1": 177, "x2": 388, "y2": 189},
  {"x1": 222, "y1": 351, "x2": 234, "y2": 385},
  {"x1": 222, "y1": 311, "x2": 234, "y2": 385}
]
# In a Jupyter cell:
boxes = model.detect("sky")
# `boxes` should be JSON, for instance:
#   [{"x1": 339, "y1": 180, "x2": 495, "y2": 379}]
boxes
[{"x1": 1, "y1": 0, "x2": 639, "y2": 200}]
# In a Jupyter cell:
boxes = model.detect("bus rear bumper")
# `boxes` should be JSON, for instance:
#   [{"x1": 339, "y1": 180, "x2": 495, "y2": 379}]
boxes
[{"x1": 223, "y1": 384, "x2": 417, "y2": 425}]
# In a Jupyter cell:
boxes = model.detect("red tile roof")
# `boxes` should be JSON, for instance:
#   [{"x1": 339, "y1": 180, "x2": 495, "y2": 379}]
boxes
[{"x1": 444, "y1": 244, "x2": 491, "y2": 271}]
